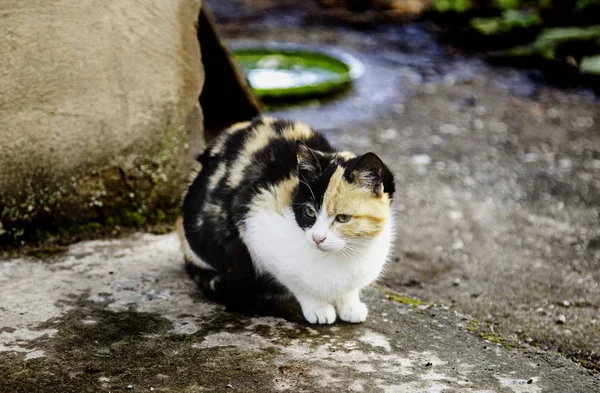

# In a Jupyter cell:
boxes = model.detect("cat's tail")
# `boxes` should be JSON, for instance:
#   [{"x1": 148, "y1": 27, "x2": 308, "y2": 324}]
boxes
[
  {"x1": 184, "y1": 258, "x2": 258, "y2": 311},
  {"x1": 184, "y1": 258, "x2": 223, "y2": 300},
  {"x1": 184, "y1": 255, "x2": 287, "y2": 312}
]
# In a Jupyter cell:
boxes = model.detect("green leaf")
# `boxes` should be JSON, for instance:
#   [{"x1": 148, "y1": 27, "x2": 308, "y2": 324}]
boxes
[
  {"x1": 471, "y1": 10, "x2": 542, "y2": 35},
  {"x1": 580, "y1": 55, "x2": 600, "y2": 75},
  {"x1": 433, "y1": 0, "x2": 473, "y2": 13},
  {"x1": 575, "y1": 0, "x2": 600, "y2": 12},
  {"x1": 497, "y1": 26, "x2": 600, "y2": 59},
  {"x1": 494, "y1": 0, "x2": 520, "y2": 10}
]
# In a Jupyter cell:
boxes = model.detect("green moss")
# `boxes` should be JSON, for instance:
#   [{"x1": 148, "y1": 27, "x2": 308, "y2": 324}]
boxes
[
  {"x1": 121, "y1": 211, "x2": 147, "y2": 227},
  {"x1": 156, "y1": 209, "x2": 166, "y2": 222},
  {"x1": 466, "y1": 319, "x2": 480, "y2": 332},
  {"x1": 466, "y1": 319, "x2": 524, "y2": 351},
  {"x1": 34, "y1": 229, "x2": 53, "y2": 242},
  {"x1": 388, "y1": 294, "x2": 429, "y2": 308},
  {"x1": 372, "y1": 285, "x2": 430, "y2": 308},
  {"x1": 24, "y1": 246, "x2": 68, "y2": 259}
]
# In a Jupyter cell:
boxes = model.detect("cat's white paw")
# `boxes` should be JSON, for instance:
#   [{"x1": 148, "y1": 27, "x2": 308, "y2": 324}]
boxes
[
  {"x1": 301, "y1": 303, "x2": 337, "y2": 324},
  {"x1": 338, "y1": 301, "x2": 368, "y2": 323}
]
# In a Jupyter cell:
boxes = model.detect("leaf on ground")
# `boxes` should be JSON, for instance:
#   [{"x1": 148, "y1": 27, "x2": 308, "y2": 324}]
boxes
[
  {"x1": 580, "y1": 55, "x2": 600, "y2": 74},
  {"x1": 471, "y1": 10, "x2": 542, "y2": 35},
  {"x1": 493, "y1": 25, "x2": 600, "y2": 59}
]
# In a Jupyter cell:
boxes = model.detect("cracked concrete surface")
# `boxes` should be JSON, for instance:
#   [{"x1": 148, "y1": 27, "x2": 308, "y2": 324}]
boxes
[{"x1": 1, "y1": 233, "x2": 598, "y2": 392}]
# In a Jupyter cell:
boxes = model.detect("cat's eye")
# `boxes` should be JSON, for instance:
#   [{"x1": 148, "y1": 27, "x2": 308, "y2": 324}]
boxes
[
  {"x1": 304, "y1": 205, "x2": 316, "y2": 218},
  {"x1": 336, "y1": 214, "x2": 351, "y2": 223}
]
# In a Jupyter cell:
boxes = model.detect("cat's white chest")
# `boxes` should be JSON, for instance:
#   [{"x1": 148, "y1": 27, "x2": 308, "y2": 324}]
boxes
[{"x1": 242, "y1": 208, "x2": 392, "y2": 301}]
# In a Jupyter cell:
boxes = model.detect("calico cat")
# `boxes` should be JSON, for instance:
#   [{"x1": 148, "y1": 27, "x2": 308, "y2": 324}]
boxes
[{"x1": 179, "y1": 116, "x2": 395, "y2": 324}]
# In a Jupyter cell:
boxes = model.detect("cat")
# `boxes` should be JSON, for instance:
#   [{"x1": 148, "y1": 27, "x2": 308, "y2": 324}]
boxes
[{"x1": 179, "y1": 116, "x2": 395, "y2": 324}]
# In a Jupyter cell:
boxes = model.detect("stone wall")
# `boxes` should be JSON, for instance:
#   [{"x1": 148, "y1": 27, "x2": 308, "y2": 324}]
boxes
[{"x1": 0, "y1": 1, "x2": 258, "y2": 244}]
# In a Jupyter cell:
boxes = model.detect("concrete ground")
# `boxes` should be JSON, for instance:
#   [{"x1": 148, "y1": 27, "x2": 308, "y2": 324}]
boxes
[
  {"x1": 1, "y1": 233, "x2": 599, "y2": 392},
  {"x1": 1, "y1": 1, "x2": 599, "y2": 391}
]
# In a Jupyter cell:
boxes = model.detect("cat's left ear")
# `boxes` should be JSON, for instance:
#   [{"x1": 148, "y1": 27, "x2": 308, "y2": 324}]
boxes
[
  {"x1": 296, "y1": 141, "x2": 322, "y2": 175},
  {"x1": 353, "y1": 153, "x2": 395, "y2": 198}
]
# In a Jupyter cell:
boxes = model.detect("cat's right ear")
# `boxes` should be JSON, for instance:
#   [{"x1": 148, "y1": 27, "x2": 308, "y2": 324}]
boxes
[{"x1": 296, "y1": 141, "x2": 321, "y2": 175}]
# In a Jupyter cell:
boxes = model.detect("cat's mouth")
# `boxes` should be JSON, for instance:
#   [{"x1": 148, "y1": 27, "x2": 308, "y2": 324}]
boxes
[{"x1": 314, "y1": 242, "x2": 337, "y2": 252}]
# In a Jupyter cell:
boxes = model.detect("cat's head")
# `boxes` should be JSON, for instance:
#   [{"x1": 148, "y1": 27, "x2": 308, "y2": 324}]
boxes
[{"x1": 292, "y1": 142, "x2": 395, "y2": 254}]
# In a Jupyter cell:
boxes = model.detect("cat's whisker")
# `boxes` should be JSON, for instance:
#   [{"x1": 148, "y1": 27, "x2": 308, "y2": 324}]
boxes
[
  {"x1": 299, "y1": 173, "x2": 317, "y2": 202},
  {"x1": 339, "y1": 246, "x2": 363, "y2": 261}
]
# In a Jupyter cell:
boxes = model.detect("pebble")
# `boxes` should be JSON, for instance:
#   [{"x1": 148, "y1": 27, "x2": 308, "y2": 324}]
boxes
[
  {"x1": 556, "y1": 315, "x2": 566, "y2": 324},
  {"x1": 547, "y1": 108, "x2": 560, "y2": 119},
  {"x1": 574, "y1": 116, "x2": 594, "y2": 130},
  {"x1": 127, "y1": 386, "x2": 133, "y2": 390},
  {"x1": 463, "y1": 177, "x2": 476, "y2": 187},
  {"x1": 431, "y1": 135, "x2": 443, "y2": 145},
  {"x1": 448, "y1": 210, "x2": 463, "y2": 221},
  {"x1": 473, "y1": 119, "x2": 485, "y2": 130},
  {"x1": 443, "y1": 75, "x2": 456, "y2": 86},
  {"x1": 452, "y1": 278, "x2": 461, "y2": 286},
  {"x1": 226, "y1": 383, "x2": 233, "y2": 388},
  {"x1": 452, "y1": 240, "x2": 464, "y2": 250},
  {"x1": 489, "y1": 120, "x2": 508, "y2": 133},
  {"x1": 379, "y1": 128, "x2": 398, "y2": 140},
  {"x1": 558, "y1": 159, "x2": 572, "y2": 169},
  {"x1": 562, "y1": 300, "x2": 571, "y2": 307},
  {"x1": 411, "y1": 154, "x2": 432, "y2": 166},
  {"x1": 439, "y1": 124, "x2": 460, "y2": 135}
]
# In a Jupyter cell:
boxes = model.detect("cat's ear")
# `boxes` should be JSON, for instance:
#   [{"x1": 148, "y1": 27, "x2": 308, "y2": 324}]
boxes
[
  {"x1": 353, "y1": 153, "x2": 394, "y2": 197},
  {"x1": 296, "y1": 141, "x2": 321, "y2": 174}
]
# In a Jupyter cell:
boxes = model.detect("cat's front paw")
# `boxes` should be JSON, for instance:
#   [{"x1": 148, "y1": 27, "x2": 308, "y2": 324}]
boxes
[
  {"x1": 338, "y1": 301, "x2": 368, "y2": 323},
  {"x1": 301, "y1": 303, "x2": 337, "y2": 325}
]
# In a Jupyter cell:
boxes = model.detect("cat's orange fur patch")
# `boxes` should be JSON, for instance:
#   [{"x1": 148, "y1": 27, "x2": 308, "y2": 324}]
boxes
[
  {"x1": 323, "y1": 166, "x2": 390, "y2": 238},
  {"x1": 248, "y1": 175, "x2": 299, "y2": 216},
  {"x1": 210, "y1": 120, "x2": 253, "y2": 157},
  {"x1": 282, "y1": 121, "x2": 314, "y2": 141}
]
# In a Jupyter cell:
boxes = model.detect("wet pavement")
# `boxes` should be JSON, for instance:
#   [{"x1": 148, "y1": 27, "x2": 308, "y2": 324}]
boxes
[{"x1": 209, "y1": 0, "x2": 600, "y2": 371}]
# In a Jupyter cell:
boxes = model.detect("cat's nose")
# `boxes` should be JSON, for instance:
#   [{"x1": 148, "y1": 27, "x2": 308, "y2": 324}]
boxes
[{"x1": 312, "y1": 235, "x2": 326, "y2": 245}]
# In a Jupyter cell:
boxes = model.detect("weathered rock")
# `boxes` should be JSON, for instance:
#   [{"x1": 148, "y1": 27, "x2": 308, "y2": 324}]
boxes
[
  {"x1": 1, "y1": 233, "x2": 598, "y2": 392},
  {"x1": 0, "y1": 0, "x2": 257, "y2": 243}
]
